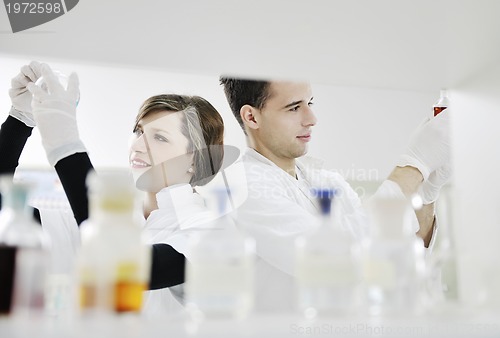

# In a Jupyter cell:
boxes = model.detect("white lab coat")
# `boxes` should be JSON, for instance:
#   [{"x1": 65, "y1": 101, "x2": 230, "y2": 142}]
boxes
[
  {"x1": 234, "y1": 148, "x2": 420, "y2": 313},
  {"x1": 141, "y1": 183, "x2": 217, "y2": 316}
]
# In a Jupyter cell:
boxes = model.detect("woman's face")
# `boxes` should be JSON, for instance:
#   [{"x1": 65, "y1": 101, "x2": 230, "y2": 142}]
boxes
[{"x1": 129, "y1": 110, "x2": 194, "y2": 192}]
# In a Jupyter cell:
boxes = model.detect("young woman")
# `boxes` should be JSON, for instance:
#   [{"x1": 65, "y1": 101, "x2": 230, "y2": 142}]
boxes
[{"x1": 1, "y1": 62, "x2": 230, "y2": 314}]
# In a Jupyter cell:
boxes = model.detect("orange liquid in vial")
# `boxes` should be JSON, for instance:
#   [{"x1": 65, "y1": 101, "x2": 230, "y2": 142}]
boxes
[
  {"x1": 114, "y1": 281, "x2": 145, "y2": 312},
  {"x1": 79, "y1": 284, "x2": 97, "y2": 309}
]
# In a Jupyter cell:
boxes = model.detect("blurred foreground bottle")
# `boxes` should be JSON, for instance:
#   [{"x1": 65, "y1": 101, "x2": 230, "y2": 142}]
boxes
[
  {"x1": 185, "y1": 188, "x2": 255, "y2": 320},
  {"x1": 76, "y1": 171, "x2": 150, "y2": 315},
  {"x1": 363, "y1": 197, "x2": 426, "y2": 316},
  {"x1": 0, "y1": 175, "x2": 48, "y2": 317},
  {"x1": 295, "y1": 189, "x2": 362, "y2": 318}
]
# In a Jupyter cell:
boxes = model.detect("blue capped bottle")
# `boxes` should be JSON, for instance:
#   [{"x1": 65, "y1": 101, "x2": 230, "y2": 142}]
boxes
[{"x1": 295, "y1": 188, "x2": 362, "y2": 318}]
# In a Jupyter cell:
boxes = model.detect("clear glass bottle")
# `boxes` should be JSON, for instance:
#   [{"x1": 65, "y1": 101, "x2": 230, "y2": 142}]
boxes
[
  {"x1": 185, "y1": 187, "x2": 255, "y2": 320},
  {"x1": 76, "y1": 171, "x2": 151, "y2": 315},
  {"x1": 0, "y1": 175, "x2": 49, "y2": 317},
  {"x1": 295, "y1": 189, "x2": 362, "y2": 318},
  {"x1": 433, "y1": 89, "x2": 450, "y2": 116},
  {"x1": 363, "y1": 197, "x2": 426, "y2": 316}
]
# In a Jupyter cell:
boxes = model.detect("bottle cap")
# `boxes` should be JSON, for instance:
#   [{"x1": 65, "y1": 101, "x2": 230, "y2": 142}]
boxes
[
  {"x1": 433, "y1": 89, "x2": 450, "y2": 108},
  {"x1": 87, "y1": 170, "x2": 136, "y2": 212},
  {"x1": 311, "y1": 188, "x2": 336, "y2": 215}
]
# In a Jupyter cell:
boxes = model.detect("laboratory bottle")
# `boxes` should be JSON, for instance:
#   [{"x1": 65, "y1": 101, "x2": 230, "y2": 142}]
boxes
[
  {"x1": 295, "y1": 188, "x2": 362, "y2": 318},
  {"x1": 425, "y1": 195, "x2": 458, "y2": 305},
  {"x1": 185, "y1": 187, "x2": 255, "y2": 319},
  {"x1": 362, "y1": 196, "x2": 426, "y2": 316},
  {"x1": 75, "y1": 171, "x2": 151, "y2": 315},
  {"x1": 433, "y1": 89, "x2": 450, "y2": 116},
  {"x1": 0, "y1": 175, "x2": 49, "y2": 317}
]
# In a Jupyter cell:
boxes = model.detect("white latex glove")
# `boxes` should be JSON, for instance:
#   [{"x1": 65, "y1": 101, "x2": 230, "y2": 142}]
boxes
[
  {"x1": 418, "y1": 165, "x2": 452, "y2": 205},
  {"x1": 27, "y1": 64, "x2": 86, "y2": 166},
  {"x1": 396, "y1": 109, "x2": 450, "y2": 181},
  {"x1": 8, "y1": 61, "x2": 42, "y2": 127}
]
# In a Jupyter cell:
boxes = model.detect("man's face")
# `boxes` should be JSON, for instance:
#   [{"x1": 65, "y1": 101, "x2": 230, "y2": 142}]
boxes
[{"x1": 253, "y1": 81, "x2": 316, "y2": 161}]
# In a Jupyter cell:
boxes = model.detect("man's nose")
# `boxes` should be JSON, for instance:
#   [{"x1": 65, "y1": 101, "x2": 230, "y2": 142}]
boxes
[{"x1": 302, "y1": 106, "x2": 317, "y2": 127}]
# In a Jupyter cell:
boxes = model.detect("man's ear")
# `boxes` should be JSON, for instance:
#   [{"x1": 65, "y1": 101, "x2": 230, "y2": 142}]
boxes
[{"x1": 240, "y1": 104, "x2": 259, "y2": 130}]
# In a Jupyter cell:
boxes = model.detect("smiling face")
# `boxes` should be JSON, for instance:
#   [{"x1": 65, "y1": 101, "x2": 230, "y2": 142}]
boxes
[
  {"x1": 243, "y1": 81, "x2": 316, "y2": 169},
  {"x1": 129, "y1": 110, "x2": 194, "y2": 192}
]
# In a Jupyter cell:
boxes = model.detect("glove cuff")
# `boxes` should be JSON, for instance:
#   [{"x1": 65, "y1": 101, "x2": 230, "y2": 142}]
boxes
[
  {"x1": 47, "y1": 140, "x2": 87, "y2": 167},
  {"x1": 418, "y1": 182, "x2": 440, "y2": 205},
  {"x1": 9, "y1": 106, "x2": 36, "y2": 128},
  {"x1": 396, "y1": 155, "x2": 430, "y2": 181}
]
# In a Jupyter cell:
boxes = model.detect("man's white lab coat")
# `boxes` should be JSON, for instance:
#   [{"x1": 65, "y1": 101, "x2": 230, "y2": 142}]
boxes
[{"x1": 233, "y1": 148, "x2": 420, "y2": 313}]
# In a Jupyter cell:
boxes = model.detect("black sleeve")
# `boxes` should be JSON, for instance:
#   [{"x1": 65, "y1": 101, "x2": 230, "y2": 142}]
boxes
[
  {"x1": 0, "y1": 116, "x2": 33, "y2": 175},
  {"x1": 53, "y1": 151, "x2": 186, "y2": 289},
  {"x1": 54, "y1": 153, "x2": 94, "y2": 225},
  {"x1": 149, "y1": 243, "x2": 186, "y2": 289},
  {"x1": 0, "y1": 116, "x2": 34, "y2": 210}
]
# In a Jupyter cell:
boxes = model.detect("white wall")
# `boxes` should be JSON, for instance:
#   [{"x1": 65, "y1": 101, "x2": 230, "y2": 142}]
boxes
[
  {"x1": 1, "y1": 55, "x2": 437, "y2": 182},
  {"x1": 451, "y1": 63, "x2": 500, "y2": 306}
]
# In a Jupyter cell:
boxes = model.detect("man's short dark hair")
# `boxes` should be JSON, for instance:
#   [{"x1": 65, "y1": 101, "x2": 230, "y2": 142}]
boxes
[{"x1": 219, "y1": 76, "x2": 271, "y2": 133}]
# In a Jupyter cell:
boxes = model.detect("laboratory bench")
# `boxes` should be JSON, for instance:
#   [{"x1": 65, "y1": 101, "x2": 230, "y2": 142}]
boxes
[{"x1": 1, "y1": 303, "x2": 499, "y2": 338}]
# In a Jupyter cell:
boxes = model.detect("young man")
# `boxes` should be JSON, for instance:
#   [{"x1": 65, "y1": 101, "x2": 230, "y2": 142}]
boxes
[{"x1": 220, "y1": 78, "x2": 450, "y2": 312}]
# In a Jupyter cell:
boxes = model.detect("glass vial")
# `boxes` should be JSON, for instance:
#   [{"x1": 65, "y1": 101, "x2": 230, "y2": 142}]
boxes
[
  {"x1": 0, "y1": 175, "x2": 48, "y2": 317},
  {"x1": 433, "y1": 89, "x2": 450, "y2": 116},
  {"x1": 295, "y1": 189, "x2": 362, "y2": 318},
  {"x1": 363, "y1": 197, "x2": 426, "y2": 316},
  {"x1": 185, "y1": 187, "x2": 255, "y2": 320},
  {"x1": 76, "y1": 171, "x2": 151, "y2": 315}
]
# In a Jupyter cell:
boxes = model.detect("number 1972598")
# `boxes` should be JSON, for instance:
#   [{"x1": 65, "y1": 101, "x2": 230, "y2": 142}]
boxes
[{"x1": 6, "y1": 2, "x2": 62, "y2": 14}]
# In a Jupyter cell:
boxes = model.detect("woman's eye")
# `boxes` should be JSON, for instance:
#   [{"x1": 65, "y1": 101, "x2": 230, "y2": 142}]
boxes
[
  {"x1": 154, "y1": 134, "x2": 168, "y2": 142},
  {"x1": 134, "y1": 129, "x2": 143, "y2": 136},
  {"x1": 289, "y1": 106, "x2": 300, "y2": 112},
  {"x1": 308, "y1": 101, "x2": 314, "y2": 107}
]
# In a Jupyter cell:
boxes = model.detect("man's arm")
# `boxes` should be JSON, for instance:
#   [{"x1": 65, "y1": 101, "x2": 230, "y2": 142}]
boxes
[{"x1": 387, "y1": 165, "x2": 435, "y2": 247}]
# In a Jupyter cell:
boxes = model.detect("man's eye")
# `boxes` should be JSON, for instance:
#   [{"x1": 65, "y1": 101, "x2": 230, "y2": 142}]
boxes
[{"x1": 289, "y1": 106, "x2": 300, "y2": 112}]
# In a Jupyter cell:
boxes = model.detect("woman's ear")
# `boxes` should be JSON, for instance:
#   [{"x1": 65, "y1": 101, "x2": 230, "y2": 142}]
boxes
[{"x1": 240, "y1": 104, "x2": 259, "y2": 130}]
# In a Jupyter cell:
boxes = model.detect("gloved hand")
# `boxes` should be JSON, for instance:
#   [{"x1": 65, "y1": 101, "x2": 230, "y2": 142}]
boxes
[
  {"x1": 8, "y1": 61, "x2": 42, "y2": 127},
  {"x1": 418, "y1": 164, "x2": 452, "y2": 205},
  {"x1": 27, "y1": 64, "x2": 86, "y2": 166},
  {"x1": 396, "y1": 109, "x2": 450, "y2": 181}
]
